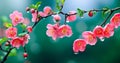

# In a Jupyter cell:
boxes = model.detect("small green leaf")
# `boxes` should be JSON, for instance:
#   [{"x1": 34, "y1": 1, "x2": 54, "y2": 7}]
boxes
[
  {"x1": 4, "y1": 22, "x2": 12, "y2": 28},
  {"x1": 56, "y1": 0, "x2": 62, "y2": 11},
  {"x1": 93, "y1": 11, "x2": 97, "y2": 15},
  {"x1": 56, "y1": 2, "x2": 61, "y2": 11},
  {"x1": 0, "y1": 37, "x2": 8, "y2": 45},
  {"x1": 18, "y1": 32, "x2": 27, "y2": 37},
  {"x1": 36, "y1": 2, "x2": 41, "y2": 7},
  {"x1": 20, "y1": 23, "x2": 27, "y2": 30},
  {"x1": 102, "y1": 7, "x2": 110, "y2": 18},
  {"x1": 61, "y1": 0, "x2": 65, "y2": 5},
  {"x1": 77, "y1": 8, "x2": 84, "y2": 17},
  {"x1": 29, "y1": 2, "x2": 41, "y2": 10},
  {"x1": 29, "y1": 4, "x2": 35, "y2": 9},
  {"x1": 9, "y1": 49, "x2": 17, "y2": 56}
]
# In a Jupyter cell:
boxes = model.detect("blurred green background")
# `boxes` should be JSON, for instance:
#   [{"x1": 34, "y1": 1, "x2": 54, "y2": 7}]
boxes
[{"x1": 0, "y1": 0, "x2": 120, "y2": 63}]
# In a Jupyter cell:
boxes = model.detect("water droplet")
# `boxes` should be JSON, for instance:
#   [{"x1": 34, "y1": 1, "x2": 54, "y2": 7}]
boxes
[
  {"x1": 27, "y1": 11, "x2": 29, "y2": 13},
  {"x1": 24, "y1": 57, "x2": 27, "y2": 59},
  {"x1": 66, "y1": 21, "x2": 69, "y2": 23},
  {"x1": 74, "y1": 52, "x2": 78, "y2": 55},
  {"x1": 100, "y1": 37, "x2": 105, "y2": 42}
]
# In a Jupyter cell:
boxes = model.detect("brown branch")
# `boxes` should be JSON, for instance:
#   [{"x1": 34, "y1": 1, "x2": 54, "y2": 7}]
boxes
[
  {"x1": 1, "y1": 47, "x2": 13, "y2": 63},
  {"x1": 100, "y1": 7, "x2": 120, "y2": 26}
]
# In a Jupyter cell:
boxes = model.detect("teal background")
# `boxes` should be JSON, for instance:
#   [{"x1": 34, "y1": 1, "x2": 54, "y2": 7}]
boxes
[{"x1": 0, "y1": 0, "x2": 120, "y2": 63}]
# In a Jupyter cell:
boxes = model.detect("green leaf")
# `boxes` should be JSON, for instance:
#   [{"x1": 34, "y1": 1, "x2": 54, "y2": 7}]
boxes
[
  {"x1": 29, "y1": 2, "x2": 41, "y2": 10},
  {"x1": 61, "y1": 0, "x2": 65, "y2": 5},
  {"x1": 9, "y1": 49, "x2": 17, "y2": 56},
  {"x1": 29, "y1": 4, "x2": 35, "y2": 9},
  {"x1": 56, "y1": 2, "x2": 61, "y2": 11},
  {"x1": 93, "y1": 11, "x2": 97, "y2": 15},
  {"x1": 0, "y1": 37, "x2": 8, "y2": 45},
  {"x1": 77, "y1": 8, "x2": 84, "y2": 17},
  {"x1": 4, "y1": 22, "x2": 12, "y2": 28},
  {"x1": 18, "y1": 32, "x2": 27, "y2": 37},
  {"x1": 20, "y1": 23, "x2": 27, "y2": 30},
  {"x1": 36, "y1": 2, "x2": 41, "y2": 8},
  {"x1": 102, "y1": 7, "x2": 110, "y2": 18}
]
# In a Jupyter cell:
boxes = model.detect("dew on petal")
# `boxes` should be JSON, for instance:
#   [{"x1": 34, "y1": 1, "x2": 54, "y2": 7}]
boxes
[
  {"x1": 27, "y1": 11, "x2": 29, "y2": 13},
  {"x1": 66, "y1": 21, "x2": 70, "y2": 23},
  {"x1": 100, "y1": 37, "x2": 105, "y2": 42},
  {"x1": 74, "y1": 52, "x2": 78, "y2": 55}
]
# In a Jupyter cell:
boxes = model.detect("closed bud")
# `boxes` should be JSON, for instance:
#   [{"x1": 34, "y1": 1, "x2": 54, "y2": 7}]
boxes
[
  {"x1": 88, "y1": 10, "x2": 93, "y2": 17},
  {"x1": 23, "y1": 52, "x2": 28, "y2": 59}
]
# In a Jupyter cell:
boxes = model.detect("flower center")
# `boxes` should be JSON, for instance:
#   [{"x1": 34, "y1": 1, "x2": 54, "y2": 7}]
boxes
[
  {"x1": 62, "y1": 29, "x2": 67, "y2": 34},
  {"x1": 88, "y1": 35, "x2": 93, "y2": 42}
]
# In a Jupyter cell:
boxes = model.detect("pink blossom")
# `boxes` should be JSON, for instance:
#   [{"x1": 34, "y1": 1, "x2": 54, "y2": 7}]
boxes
[
  {"x1": 58, "y1": 25, "x2": 73, "y2": 38},
  {"x1": 32, "y1": 11, "x2": 39, "y2": 22},
  {"x1": 43, "y1": 6, "x2": 52, "y2": 15},
  {"x1": 22, "y1": 18, "x2": 30, "y2": 26},
  {"x1": 53, "y1": 14, "x2": 61, "y2": 21},
  {"x1": 110, "y1": 13, "x2": 120, "y2": 28},
  {"x1": 10, "y1": 11, "x2": 24, "y2": 26},
  {"x1": 5, "y1": 27, "x2": 17, "y2": 38},
  {"x1": 104, "y1": 23, "x2": 114, "y2": 38},
  {"x1": 27, "y1": 26, "x2": 32, "y2": 33},
  {"x1": 67, "y1": 11, "x2": 76, "y2": 22},
  {"x1": 46, "y1": 24, "x2": 59, "y2": 40},
  {"x1": 82, "y1": 31, "x2": 97, "y2": 45},
  {"x1": 39, "y1": 11, "x2": 47, "y2": 17},
  {"x1": 11, "y1": 37, "x2": 23, "y2": 48},
  {"x1": 93, "y1": 26, "x2": 104, "y2": 39},
  {"x1": 21, "y1": 34, "x2": 30, "y2": 46},
  {"x1": 73, "y1": 39, "x2": 87, "y2": 53}
]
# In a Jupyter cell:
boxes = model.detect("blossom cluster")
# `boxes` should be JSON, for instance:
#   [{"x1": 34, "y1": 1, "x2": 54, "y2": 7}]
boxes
[
  {"x1": 5, "y1": 11, "x2": 32, "y2": 48},
  {"x1": 3, "y1": 11, "x2": 33, "y2": 59},
  {"x1": 30, "y1": 6, "x2": 77, "y2": 40},
  {"x1": 73, "y1": 13, "x2": 120, "y2": 53},
  {"x1": 46, "y1": 24, "x2": 72, "y2": 40}
]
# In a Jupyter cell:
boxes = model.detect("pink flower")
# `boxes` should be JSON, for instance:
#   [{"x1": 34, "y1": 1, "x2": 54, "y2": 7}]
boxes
[
  {"x1": 73, "y1": 39, "x2": 87, "y2": 53},
  {"x1": 58, "y1": 25, "x2": 73, "y2": 38},
  {"x1": 53, "y1": 14, "x2": 61, "y2": 21},
  {"x1": 10, "y1": 11, "x2": 24, "y2": 26},
  {"x1": 43, "y1": 6, "x2": 52, "y2": 15},
  {"x1": 5, "y1": 27, "x2": 17, "y2": 38},
  {"x1": 82, "y1": 31, "x2": 97, "y2": 45},
  {"x1": 21, "y1": 34, "x2": 30, "y2": 46},
  {"x1": 32, "y1": 11, "x2": 39, "y2": 22},
  {"x1": 110, "y1": 13, "x2": 120, "y2": 28},
  {"x1": 104, "y1": 23, "x2": 114, "y2": 38},
  {"x1": 11, "y1": 37, "x2": 23, "y2": 48},
  {"x1": 46, "y1": 24, "x2": 59, "y2": 40},
  {"x1": 27, "y1": 26, "x2": 32, "y2": 33},
  {"x1": 22, "y1": 18, "x2": 30, "y2": 26},
  {"x1": 93, "y1": 26, "x2": 104, "y2": 39},
  {"x1": 39, "y1": 11, "x2": 47, "y2": 17},
  {"x1": 67, "y1": 11, "x2": 76, "y2": 22}
]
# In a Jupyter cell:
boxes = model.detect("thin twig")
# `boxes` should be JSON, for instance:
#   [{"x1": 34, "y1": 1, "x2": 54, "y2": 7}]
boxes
[{"x1": 1, "y1": 47, "x2": 13, "y2": 63}]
